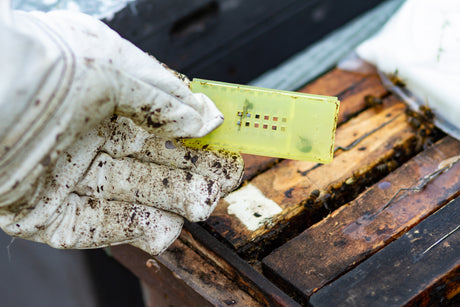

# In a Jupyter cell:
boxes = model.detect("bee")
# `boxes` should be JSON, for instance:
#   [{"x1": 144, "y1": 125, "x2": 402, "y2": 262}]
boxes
[
  {"x1": 376, "y1": 160, "x2": 397, "y2": 174},
  {"x1": 388, "y1": 70, "x2": 406, "y2": 87},
  {"x1": 376, "y1": 163, "x2": 389, "y2": 174},
  {"x1": 419, "y1": 104, "x2": 435, "y2": 121},
  {"x1": 310, "y1": 189, "x2": 320, "y2": 201},
  {"x1": 304, "y1": 189, "x2": 320, "y2": 207},
  {"x1": 364, "y1": 95, "x2": 383, "y2": 108},
  {"x1": 405, "y1": 105, "x2": 435, "y2": 129},
  {"x1": 405, "y1": 109, "x2": 422, "y2": 129},
  {"x1": 405, "y1": 102, "x2": 438, "y2": 150}
]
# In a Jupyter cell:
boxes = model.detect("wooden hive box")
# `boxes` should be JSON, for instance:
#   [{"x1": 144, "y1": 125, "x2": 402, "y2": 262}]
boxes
[{"x1": 112, "y1": 68, "x2": 460, "y2": 307}]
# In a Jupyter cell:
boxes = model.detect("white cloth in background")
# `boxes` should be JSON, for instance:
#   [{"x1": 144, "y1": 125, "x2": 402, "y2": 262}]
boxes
[{"x1": 357, "y1": 0, "x2": 460, "y2": 139}]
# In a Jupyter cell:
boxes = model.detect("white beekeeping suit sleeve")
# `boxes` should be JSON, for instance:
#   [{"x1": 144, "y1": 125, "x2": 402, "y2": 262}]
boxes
[
  {"x1": 357, "y1": 0, "x2": 460, "y2": 139},
  {"x1": 0, "y1": 4, "x2": 77, "y2": 207},
  {"x1": 0, "y1": 2, "x2": 244, "y2": 255}
]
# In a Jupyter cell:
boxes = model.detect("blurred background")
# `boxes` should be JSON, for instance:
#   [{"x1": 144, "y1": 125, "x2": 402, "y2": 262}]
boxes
[{"x1": 104, "y1": 0, "x2": 384, "y2": 84}]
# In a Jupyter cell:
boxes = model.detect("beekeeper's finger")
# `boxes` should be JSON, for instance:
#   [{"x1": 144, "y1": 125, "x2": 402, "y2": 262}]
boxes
[
  {"x1": 113, "y1": 72, "x2": 223, "y2": 138},
  {"x1": 2, "y1": 193, "x2": 183, "y2": 254},
  {"x1": 74, "y1": 153, "x2": 221, "y2": 222},
  {"x1": 102, "y1": 116, "x2": 244, "y2": 195}
]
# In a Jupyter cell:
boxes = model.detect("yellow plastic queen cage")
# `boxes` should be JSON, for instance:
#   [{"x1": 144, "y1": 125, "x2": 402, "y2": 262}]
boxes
[{"x1": 183, "y1": 79, "x2": 339, "y2": 163}]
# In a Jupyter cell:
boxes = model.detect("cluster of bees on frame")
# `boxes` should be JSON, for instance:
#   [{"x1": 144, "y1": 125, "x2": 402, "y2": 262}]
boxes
[
  {"x1": 392, "y1": 72, "x2": 438, "y2": 149},
  {"x1": 364, "y1": 71, "x2": 438, "y2": 149}
]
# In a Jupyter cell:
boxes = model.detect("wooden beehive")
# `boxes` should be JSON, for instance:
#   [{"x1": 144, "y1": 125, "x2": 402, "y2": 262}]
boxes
[{"x1": 112, "y1": 68, "x2": 460, "y2": 307}]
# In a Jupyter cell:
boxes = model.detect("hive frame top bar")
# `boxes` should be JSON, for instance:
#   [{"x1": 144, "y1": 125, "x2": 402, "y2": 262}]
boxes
[{"x1": 184, "y1": 78, "x2": 340, "y2": 163}]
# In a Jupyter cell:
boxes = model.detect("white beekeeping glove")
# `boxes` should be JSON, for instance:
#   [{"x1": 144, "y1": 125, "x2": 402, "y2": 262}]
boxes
[
  {"x1": 357, "y1": 0, "x2": 460, "y2": 139},
  {"x1": 0, "y1": 7, "x2": 244, "y2": 255}
]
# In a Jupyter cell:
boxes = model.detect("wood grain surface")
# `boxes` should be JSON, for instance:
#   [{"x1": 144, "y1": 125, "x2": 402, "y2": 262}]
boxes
[
  {"x1": 263, "y1": 136, "x2": 460, "y2": 300},
  {"x1": 112, "y1": 68, "x2": 458, "y2": 306},
  {"x1": 205, "y1": 83, "x2": 435, "y2": 259},
  {"x1": 309, "y1": 195, "x2": 460, "y2": 306}
]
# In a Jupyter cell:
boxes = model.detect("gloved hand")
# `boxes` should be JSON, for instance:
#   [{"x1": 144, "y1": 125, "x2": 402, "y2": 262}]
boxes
[{"x1": 0, "y1": 8, "x2": 244, "y2": 255}]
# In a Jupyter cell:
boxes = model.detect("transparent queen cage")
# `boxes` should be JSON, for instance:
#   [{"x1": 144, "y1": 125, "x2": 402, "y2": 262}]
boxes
[{"x1": 183, "y1": 79, "x2": 340, "y2": 163}]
